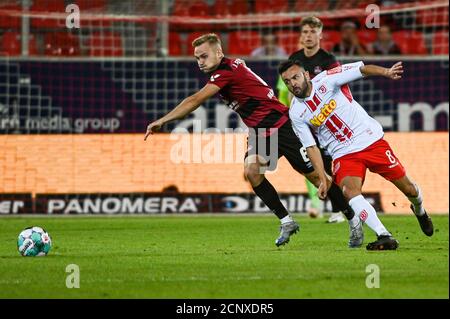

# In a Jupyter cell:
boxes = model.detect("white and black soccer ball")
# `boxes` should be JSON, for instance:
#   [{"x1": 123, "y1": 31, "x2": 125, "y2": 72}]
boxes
[{"x1": 17, "y1": 226, "x2": 52, "y2": 257}]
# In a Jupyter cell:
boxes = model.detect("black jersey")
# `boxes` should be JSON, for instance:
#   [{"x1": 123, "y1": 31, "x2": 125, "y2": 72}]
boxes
[{"x1": 288, "y1": 48, "x2": 339, "y2": 79}]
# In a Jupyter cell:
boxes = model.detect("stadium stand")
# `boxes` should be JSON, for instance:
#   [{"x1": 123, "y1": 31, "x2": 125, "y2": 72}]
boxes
[
  {"x1": 0, "y1": 0, "x2": 447, "y2": 56},
  {"x1": 254, "y1": 0, "x2": 289, "y2": 14},
  {"x1": 44, "y1": 32, "x2": 80, "y2": 56},
  {"x1": 228, "y1": 31, "x2": 261, "y2": 55},
  {"x1": 1, "y1": 31, "x2": 38, "y2": 55},
  {"x1": 392, "y1": 30, "x2": 429, "y2": 55},
  {"x1": 432, "y1": 30, "x2": 449, "y2": 54},
  {"x1": 213, "y1": 0, "x2": 249, "y2": 16},
  {"x1": 0, "y1": 3, "x2": 21, "y2": 29}
]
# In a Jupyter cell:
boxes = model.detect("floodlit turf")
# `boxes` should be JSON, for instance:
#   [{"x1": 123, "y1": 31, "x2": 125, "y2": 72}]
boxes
[{"x1": 0, "y1": 214, "x2": 448, "y2": 298}]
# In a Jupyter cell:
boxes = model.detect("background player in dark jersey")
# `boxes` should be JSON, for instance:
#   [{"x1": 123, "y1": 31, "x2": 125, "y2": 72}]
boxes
[
  {"x1": 278, "y1": 16, "x2": 347, "y2": 224},
  {"x1": 145, "y1": 33, "x2": 361, "y2": 248}
]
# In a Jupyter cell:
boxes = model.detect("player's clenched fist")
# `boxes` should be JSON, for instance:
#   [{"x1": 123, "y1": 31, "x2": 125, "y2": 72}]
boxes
[
  {"x1": 318, "y1": 182, "x2": 328, "y2": 200},
  {"x1": 144, "y1": 120, "x2": 164, "y2": 140},
  {"x1": 317, "y1": 178, "x2": 332, "y2": 200}
]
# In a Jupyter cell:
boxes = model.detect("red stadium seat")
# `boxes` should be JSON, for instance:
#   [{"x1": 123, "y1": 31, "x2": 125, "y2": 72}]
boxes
[
  {"x1": 88, "y1": 32, "x2": 123, "y2": 56},
  {"x1": 75, "y1": 0, "x2": 106, "y2": 11},
  {"x1": 276, "y1": 31, "x2": 300, "y2": 54},
  {"x1": 30, "y1": 0, "x2": 66, "y2": 28},
  {"x1": 334, "y1": 0, "x2": 353, "y2": 9},
  {"x1": 0, "y1": 31, "x2": 38, "y2": 56},
  {"x1": 432, "y1": 31, "x2": 449, "y2": 55},
  {"x1": 357, "y1": 29, "x2": 377, "y2": 46},
  {"x1": 189, "y1": 1, "x2": 210, "y2": 17},
  {"x1": 0, "y1": 4, "x2": 21, "y2": 29},
  {"x1": 213, "y1": 0, "x2": 228, "y2": 16},
  {"x1": 213, "y1": 0, "x2": 249, "y2": 16},
  {"x1": 173, "y1": 0, "x2": 209, "y2": 16},
  {"x1": 44, "y1": 32, "x2": 80, "y2": 56},
  {"x1": 254, "y1": 0, "x2": 288, "y2": 14},
  {"x1": 229, "y1": 0, "x2": 249, "y2": 15},
  {"x1": 168, "y1": 32, "x2": 183, "y2": 56},
  {"x1": 172, "y1": 1, "x2": 210, "y2": 29},
  {"x1": 416, "y1": 7, "x2": 449, "y2": 27},
  {"x1": 392, "y1": 30, "x2": 428, "y2": 54},
  {"x1": 228, "y1": 31, "x2": 261, "y2": 56},
  {"x1": 294, "y1": 0, "x2": 329, "y2": 12},
  {"x1": 173, "y1": 0, "x2": 190, "y2": 16},
  {"x1": 321, "y1": 30, "x2": 340, "y2": 52}
]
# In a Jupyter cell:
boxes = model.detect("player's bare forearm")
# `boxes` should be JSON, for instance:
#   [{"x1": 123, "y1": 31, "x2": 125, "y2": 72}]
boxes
[
  {"x1": 360, "y1": 62, "x2": 403, "y2": 80},
  {"x1": 144, "y1": 96, "x2": 201, "y2": 140},
  {"x1": 159, "y1": 95, "x2": 201, "y2": 125},
  {"x1": 306, "y1": 145, "x2": 330, "y2": 199},
  {"x1": 306, "y1": 146, "x2": 327, "y2": 183},
  {"x1": 163, "y1": 84, "x2": 220, "y2": 124},
  {"x1": 144, "y1": 84, "x2": 220, "y2": 140},
  {"x1": 360, "y1": 65, "x2": 388, "y2": 77}
]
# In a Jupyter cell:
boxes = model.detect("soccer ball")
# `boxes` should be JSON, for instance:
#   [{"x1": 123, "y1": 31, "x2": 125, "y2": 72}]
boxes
[{"x1": 17, "y1": 226, "x2": 52, "y2": 257}]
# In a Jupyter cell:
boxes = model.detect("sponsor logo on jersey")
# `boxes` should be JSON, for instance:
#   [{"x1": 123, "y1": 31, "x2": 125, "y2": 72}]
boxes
[
  {"x1": 327, "y1": 66, "x2": 342, "y2": 75},
  {"x1": 210, "y1": 74, "x2": 221, "y2": 82},
  {"x1": 318, "y1": 85, "x2": 327, "y2": 94},
  {"x1": 309, "y1": 99, "x2": 337, "y2": 127}
]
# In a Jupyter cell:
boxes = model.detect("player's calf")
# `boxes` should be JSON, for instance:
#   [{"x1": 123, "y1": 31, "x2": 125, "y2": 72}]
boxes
[
  {"x1": 391, "y1": 177, "x2": 434, "y2": 236},
  {"x1": 244, "y1": 156, "x2": 266, "y2": 187}
]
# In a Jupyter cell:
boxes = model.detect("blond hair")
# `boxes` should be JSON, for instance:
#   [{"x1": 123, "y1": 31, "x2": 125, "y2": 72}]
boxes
[{"x1": 192, "y1": 33, "x2": 222, "y2": 48}]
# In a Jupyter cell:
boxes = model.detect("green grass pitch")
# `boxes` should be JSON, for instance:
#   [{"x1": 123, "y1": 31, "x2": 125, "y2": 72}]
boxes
[{"x1": 0, "y1": 214, "x2": 448, "y2": 298}]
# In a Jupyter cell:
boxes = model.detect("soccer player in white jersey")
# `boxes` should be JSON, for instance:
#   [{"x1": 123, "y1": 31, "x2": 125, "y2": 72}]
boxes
[{"x1": 279, "y1": 59, "x2": 434, "y2": 250}]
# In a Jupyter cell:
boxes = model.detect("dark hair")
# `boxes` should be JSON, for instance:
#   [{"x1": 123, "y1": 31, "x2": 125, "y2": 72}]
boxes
[
  {"x1": 299, "y1": 16, "x2": 323, "y2": 32},
  {"x1": 278, "y1": 60, "x2": 304, "y2": 75}
]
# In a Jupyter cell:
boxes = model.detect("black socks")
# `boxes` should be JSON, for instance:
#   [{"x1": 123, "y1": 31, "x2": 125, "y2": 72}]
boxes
[
  {"x1": 327, "y1": 182, "x2": 355, "y2": 220},
  {"x1": 252, "y1": 178, "x2": 289, "y2": 219},
  {"x1": 252, "y1": 177, "x2": 354, "y2": 221}
]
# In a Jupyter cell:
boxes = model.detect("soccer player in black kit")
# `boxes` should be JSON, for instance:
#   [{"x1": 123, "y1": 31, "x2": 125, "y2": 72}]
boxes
[{"x1": 145, "y1": 33, "x2": 362, "y2": 248}]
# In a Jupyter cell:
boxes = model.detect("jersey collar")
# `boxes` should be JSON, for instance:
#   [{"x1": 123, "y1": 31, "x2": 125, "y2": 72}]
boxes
[{"x1": 304, "y1": 81, "x2": 315, "y2": 101}]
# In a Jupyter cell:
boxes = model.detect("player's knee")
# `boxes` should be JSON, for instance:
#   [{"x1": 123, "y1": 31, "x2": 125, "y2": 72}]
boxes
[
  {"x1": 244, "y1": 163, "x2": 264, "y2": 185},
  {"x1": 342, "y1": 186, "x2": 361, "y2": 201}
]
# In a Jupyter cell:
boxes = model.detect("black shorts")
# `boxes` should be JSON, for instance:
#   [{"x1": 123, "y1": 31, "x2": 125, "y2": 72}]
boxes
[{"x1": 245, "y1": 121, "x2": 316, "y2": 174}]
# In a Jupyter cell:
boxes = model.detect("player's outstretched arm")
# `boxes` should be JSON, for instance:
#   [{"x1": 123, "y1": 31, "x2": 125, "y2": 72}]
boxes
[
  {"x1": 144, "y1": 84, "x2": 220, "y2": 140},
  {"x1": 360, "y1": 62, "x2": 403, "y2": 80},
  {"x1": 305, "y1": 145, "x2": 331, "y2": 199}
]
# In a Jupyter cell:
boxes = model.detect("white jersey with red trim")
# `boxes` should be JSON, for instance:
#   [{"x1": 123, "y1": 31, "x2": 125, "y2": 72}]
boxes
[{"x1": 289, "y1": 61, "x2": 384, "y2": 159}]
